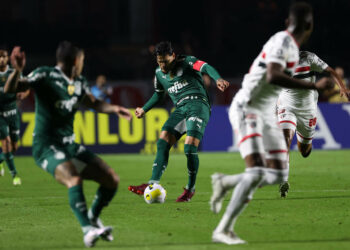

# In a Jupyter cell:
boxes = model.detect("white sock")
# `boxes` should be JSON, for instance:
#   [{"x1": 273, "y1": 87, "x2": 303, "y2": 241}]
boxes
[
  {"x1": 260, "y1": 168, "x2": 288, "y2": 187},
  {"x1": 221, "y1": 173, "x2": 244, "y2": 189},
  {"x1": 282, "y1": 161, "x2": 289, "y2": 182},
  {"x1": 214, "y1": 167, "x2": 264, "y2": 234}
]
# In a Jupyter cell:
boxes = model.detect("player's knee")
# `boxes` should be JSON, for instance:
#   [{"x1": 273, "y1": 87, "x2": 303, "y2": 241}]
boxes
[
  {"x1": 299, "y1": 143, "x2": 312, "y2": 158},
  {"x1": 65, "y1": 176, "x2": 82, "y2": 188},
  {"x1": 11, "y1": 142, "x2": 18, "y2": 153},
  {"x1": 110, "y1": 172, "x2": 119, "y2": 189}
]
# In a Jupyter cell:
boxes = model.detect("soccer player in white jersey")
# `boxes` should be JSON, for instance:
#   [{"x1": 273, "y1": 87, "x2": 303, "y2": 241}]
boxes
[
  {"x1": 209, "y1": 3, "x2": 334, "y2": 245},
  {"x1": 278, "y1": 51, "x2": 350, "y2": 197}
]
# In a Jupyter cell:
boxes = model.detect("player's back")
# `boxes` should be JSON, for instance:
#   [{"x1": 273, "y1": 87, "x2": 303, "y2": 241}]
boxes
[
  {"x1": 278, "y1": 51, "x2": 328, "y2": 110},
  {"x1": 233, "y1": 31, "x2": 299, "y2": 114}
]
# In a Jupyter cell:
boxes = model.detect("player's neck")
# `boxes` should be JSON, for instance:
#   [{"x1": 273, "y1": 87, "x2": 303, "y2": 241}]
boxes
[
  {"x1": 286, "y1": 26, "x2": 307, "y2": 47},
  {"x1": 57, "y1": 63, "x2": 74, "y2": 80},
  {"x1": 0, "y1": 65, "x2": 8, "y2": 72}
]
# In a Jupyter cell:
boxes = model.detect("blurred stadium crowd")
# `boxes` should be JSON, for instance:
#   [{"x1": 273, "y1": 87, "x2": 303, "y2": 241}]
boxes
[{"x1": 3, "y1": 0, "x2": 350, "y2": 110}]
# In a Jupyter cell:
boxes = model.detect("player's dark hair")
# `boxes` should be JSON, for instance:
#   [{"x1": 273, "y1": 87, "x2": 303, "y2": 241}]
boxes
[
  {"x1": 0, "y1": 44, "x2": 8, "y2": 52},
  {"x1": 155, "y1": 41, "x2": 174, "y2": 56},
  {"x1": 289, "y1": 2, "x2": 313, "y2": 29},
  {"x1": 56, "y1": 41, "x2": 80, "y2": 65}
]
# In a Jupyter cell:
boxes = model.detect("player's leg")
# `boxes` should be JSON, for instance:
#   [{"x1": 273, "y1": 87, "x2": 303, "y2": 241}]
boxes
[
  {"x1": 295, "y1": 112, "x2": 316, "y2": 157},
  {"x1": 1, "y1": 136, "x2": 18, "y2": 179},
  {"x1": 278, "y1": 107, "x2": 297, "y2": 197},
  {"x1": 212, "y1": 107, "x2": 265, "y2": 244},
  {"x1": 176, "y1": 101, "x2": 210, "y2": 202},
  {"x1": 129, "y1": 109, "x2": 183, "y2": 195}
]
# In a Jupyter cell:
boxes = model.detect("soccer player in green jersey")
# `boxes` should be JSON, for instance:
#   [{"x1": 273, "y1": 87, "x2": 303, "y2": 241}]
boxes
[
  {"x1": 5, "y1": 42, "x2": 132, "y2": 247},
  {"x1": 0, "y1": 47, "x2": 29, "y2": 185},
  {"x1": 128, "y1": 41, "x2": 229, "y2": 202}
]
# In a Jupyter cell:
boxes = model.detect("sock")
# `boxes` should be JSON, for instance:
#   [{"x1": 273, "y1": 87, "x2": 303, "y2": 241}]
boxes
[
  {"x1": 260, "y1": 168, "x2": 288, "y2": 187},
  {"x1": 184, "y1": 144, "x2": 199, "y2": 192},
  {"x1": 221, "y1": 173, "x2": 244, "y2": 189},
  {"x1": 4, "y1": 152, "x2": 17, "y2": 178},
  {"x1": 0, "y1": 152, "x2": 4, "y2": 163},
  {"x1": 90, "y1": 186, "x2": 117, "y2": 220},
  {"x1": 282, "y1": 160, "x2": 289, "y2": 182},
  {"x1": 68, "y1": 185, "x2": 91, "y2": 232},
  {"x1": 214, "y1": 167, "x2": 264, "y2": 234},
  {"x1": 149, "y1": 139, "x2": 171, "y2": 182}
]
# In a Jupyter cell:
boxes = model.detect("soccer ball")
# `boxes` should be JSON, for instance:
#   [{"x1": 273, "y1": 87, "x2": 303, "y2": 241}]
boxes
[{"x1": 144, "y1": 183, "x2": 167, "y2": 204}]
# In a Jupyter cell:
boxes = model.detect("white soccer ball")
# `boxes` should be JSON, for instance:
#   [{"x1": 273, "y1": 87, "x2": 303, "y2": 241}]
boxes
[{"x1": 144, "y1": 183, "x2": 167, "y2": 204}]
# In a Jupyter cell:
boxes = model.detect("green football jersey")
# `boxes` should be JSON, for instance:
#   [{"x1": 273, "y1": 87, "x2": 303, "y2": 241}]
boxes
[
  {"x1": 154, "y1": 55, "x2": 211, "y2": 106},
  {"x1": 26, "y1": 66, "x2": 90, "y2": 143},
  {"x1": 0, "y1": 66, "x2": 17, "y2": 111}
]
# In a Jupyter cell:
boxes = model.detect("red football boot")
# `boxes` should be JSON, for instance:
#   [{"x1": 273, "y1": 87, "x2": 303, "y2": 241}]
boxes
[
  {"x1": 176, "y1": 188, "x2": 195, "y2": 202},
  {"x1": 128, "y1": 183, "x2": 148, "y2": 195}
]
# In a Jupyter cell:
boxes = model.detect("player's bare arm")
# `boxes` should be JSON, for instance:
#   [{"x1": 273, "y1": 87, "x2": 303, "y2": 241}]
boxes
[
  {"x1": 82, "y1": 93, "x2": 132, "y2": 121},
  {"x1": 266, "y1": 62, "x2": 333, "y2": 90},
  {"x1": 4, "y1": 46, "x2": 30, "y2": 93},
  {"x1": 324, "y1": 66, "x2": 350, "y2": 101}
]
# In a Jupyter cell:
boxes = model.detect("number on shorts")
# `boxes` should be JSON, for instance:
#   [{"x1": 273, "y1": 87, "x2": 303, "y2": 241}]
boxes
[{"x1": 309, "y1": 117, "x2": 317, "y2": 127}]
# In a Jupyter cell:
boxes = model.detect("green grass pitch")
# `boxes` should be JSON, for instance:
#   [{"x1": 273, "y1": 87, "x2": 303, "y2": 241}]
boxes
[{"x1": 1, "y1": 150, "x2": 350, "y2": 250}]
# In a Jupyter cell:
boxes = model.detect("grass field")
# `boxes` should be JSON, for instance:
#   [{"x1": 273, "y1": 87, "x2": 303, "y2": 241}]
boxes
[{"x1": 1, "y1": 150, "x2": 350, "y2": 250}]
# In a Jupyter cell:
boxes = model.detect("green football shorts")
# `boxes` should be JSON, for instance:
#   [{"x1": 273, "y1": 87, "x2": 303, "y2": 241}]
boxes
[
  {"x1": 162, "y1": 99, "x2": 210, "y2": 140},
  {"x1": 32, "y1": 136, "x2": 96, "y2": 177},
  {"x1": 0, "y1": 108, "x2": 20, "y2": 142}
]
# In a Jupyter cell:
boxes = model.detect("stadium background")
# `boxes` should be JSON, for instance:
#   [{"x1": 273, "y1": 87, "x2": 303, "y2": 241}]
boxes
[{"x1": 1, "y1": 0, "x2": 349, "y2": 154}]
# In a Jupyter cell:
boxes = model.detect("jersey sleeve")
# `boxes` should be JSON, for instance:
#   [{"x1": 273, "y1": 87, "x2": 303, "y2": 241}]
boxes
[
  {"x1": 185, "y1": 55, "x2": 221, "y2": 80},
  {"x1": 265, "y1": 35, "x2": 291, "y2": 68},
  {"x1": 154, "y1": 74, "x2": 164, "y2": 93},
  {"x1": 81, "y1": 77, "x2": 92, "y2": 95},
  {"x1": 309, "y1": 53, "x2": 328, "y2": 73},
  {"x1": 25, "y1": 67, "x2": 47, "y2": 89}
]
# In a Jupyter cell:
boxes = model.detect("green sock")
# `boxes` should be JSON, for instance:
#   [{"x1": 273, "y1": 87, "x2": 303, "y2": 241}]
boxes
[
  {"x1": 184, "y1": 144, "x2": 199, "y2": 192},
  {"x1": 68, "y1": 185, "x2": 91, "y2": 232},
  {"x1": 149, "y1": 139, "x2": 171, "y2": 183},
  {"x1": 90, "y1": 186, "x2": 117, "y2": 219},
  {"x1": 0, "y1": 152, "x2": 4, "y2": 163},
  {"x1": 4, "y1": 152, "x2": 17, "y2": 178}
]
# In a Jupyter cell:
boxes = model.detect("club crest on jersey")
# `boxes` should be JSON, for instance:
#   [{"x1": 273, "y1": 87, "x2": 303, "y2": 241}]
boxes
[{"x1": 67, "y1": 85, "x2": 75, "y2": 95}]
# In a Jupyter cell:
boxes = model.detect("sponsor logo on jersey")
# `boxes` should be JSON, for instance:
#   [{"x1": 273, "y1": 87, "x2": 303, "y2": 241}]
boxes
[
  {"x1": 188, "y1": 116, "x2": 203, "y2": 123},
  {"x1": 167, "y1": 80, "x2": 189, "y2": 94},
  {"x1": 55, "y1": 96, "x2": 78, "y2": 112}
]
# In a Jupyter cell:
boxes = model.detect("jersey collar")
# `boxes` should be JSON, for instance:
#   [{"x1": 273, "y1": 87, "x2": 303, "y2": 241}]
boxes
[
  {"x1": 55, "y1": 66, "x2": 74, "y2": 84},
  {"x1": 285, "y1": 30, "x2": 300, "y2": 48}
]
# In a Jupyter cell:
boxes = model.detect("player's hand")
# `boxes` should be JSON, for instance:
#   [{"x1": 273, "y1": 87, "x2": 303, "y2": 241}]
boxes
[
  {"x1": 10, "y1": 46, "x2": 26, "y2": 72},
  {"x1": 115, "y1": 106, "x2": 132, "y2": 121},
  {"x1": 340, "y1": 88, "x2": 350, "y2": 102},
  {"x1": 216, "y1": 78, "x2": 230, "y2": 92},
  {"x1": 135, "y1": 107, "x2": 145, "y2": 118},
  {"x1": 315, "y1": 77, "x2": 334, "y2": 91},
  {"x1": 16, "y1": 92, "x2": 28, "y2": 100}
]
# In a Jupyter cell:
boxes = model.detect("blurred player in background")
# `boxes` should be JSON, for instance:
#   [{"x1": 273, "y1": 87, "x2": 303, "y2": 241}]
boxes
[
  {"x1": 0, "y1": 46, "x2": 29, "y2": 185},
  {"x1": 323, "y1": 66, "x2": 349, "y2": 103},
  {"x1": 5, "y1": 42, "x2": 132, "y2": 247},
  {"x1": 278, "y1": 51, "x2": 350, "y2": 197},
  {"x1": 91, "y1": 75, "x2": 113, "y2": 103},
  {"x1": 128, "y1": 41, "x2": 229, "y2": 202},
  {"x1": 209, "y1": 3, "x2": 333, "y2": 245}
]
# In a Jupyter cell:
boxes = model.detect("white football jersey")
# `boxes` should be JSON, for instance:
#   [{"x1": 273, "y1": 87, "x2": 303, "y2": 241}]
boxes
[
  {"x1": 278, "y1": 51, "x2": 328, "y2": 110},
  {"x1": 233, "y1": 31, "x2": 299, "y2": 113}
]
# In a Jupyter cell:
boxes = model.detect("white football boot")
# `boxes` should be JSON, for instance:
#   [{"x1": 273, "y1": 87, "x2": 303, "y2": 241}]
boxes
[
  {"x1": 212, "y1": 231, "x2": 246, "y2": 245},
  {"x1": 88, "y1": 210, "x2": 113, "y2": 241}
]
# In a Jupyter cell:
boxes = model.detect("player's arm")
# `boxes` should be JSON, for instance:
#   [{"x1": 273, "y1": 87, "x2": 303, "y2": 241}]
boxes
[
  {"x1": 324, "y1": 67, "x2": 350, "y2": 101},
  {"x1": 16, "y1": 89, "x2": 30, "y2": 100},
  {"x1": 82, "y1": 93, "x2": 132, "y2": 121},
  {"x1": 192, "y1": 59, "x2": 229, "y2": 92},
  {"x1": 135, "y1": 76, "x2": 165, "y2": 119},
  {"x1": 266, "y1": 63, "x2": 333, "y2": 90},
  {"x1": 4, "y1": 47, "x2": 30, "y2": 93}
]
